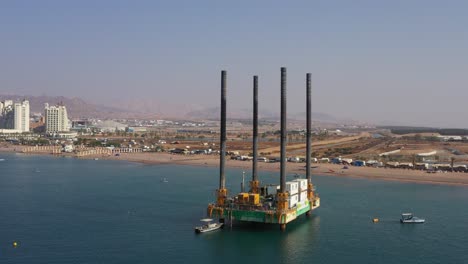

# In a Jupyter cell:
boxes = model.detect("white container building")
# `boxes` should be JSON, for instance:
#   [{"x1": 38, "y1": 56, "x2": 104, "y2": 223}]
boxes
[
  {"x1": 299, "y1": 191, "x2": 308, "y2": 202},
  {"x1": 285, "y1": 181, "x2": 299, "y2": 195},
  {"x1": 292, "y1": 179, "x2": 308, "y2": 192},
  {"x1": 288, "y1": 194, "x2": 299, "y2": 208}
]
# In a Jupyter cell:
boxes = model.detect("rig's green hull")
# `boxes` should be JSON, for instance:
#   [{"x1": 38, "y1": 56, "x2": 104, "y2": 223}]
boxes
[{"x1": 223, "y1": 200, "x2": 315, "y2": 224}]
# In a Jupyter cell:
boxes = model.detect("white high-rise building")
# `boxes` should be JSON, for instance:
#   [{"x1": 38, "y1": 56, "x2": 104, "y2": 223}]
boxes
[
  {"x1": 0, "y1": 100, "x2": 14, "y2": 129},
  {"x1": 14, "y1": 100, "x2": 30, "y2": 132},
  {"x1": 0, "y1": 99, "x2": 29, "y2": 132},
  {"x1": 44, "y1": 103, "x2": 70, "y2": 133}
]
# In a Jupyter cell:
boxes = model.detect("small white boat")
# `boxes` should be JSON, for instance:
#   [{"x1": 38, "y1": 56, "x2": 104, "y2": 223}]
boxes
[
  {"x1": 400, "y1": 213, "x2": 425, "y2": 223},
  {"x1": 194, "y1": 218, "x2": 223, "y2": 233}
]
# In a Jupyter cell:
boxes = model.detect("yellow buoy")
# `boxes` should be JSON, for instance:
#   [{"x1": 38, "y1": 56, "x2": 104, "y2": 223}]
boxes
[
  {"x1": 373, "y1": 218, "x2": 379, "y2": 223},
  {"x1": 13, "y1": 241, "x2": 18, "y2": 248}
]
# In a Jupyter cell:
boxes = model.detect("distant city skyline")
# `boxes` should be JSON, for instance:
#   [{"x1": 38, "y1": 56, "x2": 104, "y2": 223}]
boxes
[{"x1": 1, "y1": 1, "x2": 468, "y2": 128}]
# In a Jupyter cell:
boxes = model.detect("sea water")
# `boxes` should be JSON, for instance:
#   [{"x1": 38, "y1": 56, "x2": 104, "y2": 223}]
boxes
[{"x1": 0, "y1": 153, "x2": 467, "y2": 263}]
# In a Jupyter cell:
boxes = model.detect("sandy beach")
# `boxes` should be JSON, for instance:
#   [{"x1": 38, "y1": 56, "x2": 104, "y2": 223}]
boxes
[
  {"x1": 3, "y1": 147, "x2": 466, "y2": 186},
  {"x1": 103, "y1": 152, "x2": 468, "y2": 186}
]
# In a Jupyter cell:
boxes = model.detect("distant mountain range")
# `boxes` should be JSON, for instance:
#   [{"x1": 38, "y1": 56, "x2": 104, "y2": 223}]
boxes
[
  {"x1": 184, "y1": 107, "x2": 338, "y2": 122},
  {"x1": 0, "y1": 94, "x2": 133, "y2": 119},
  {"x1": 0, "y1": 94, "x2": 341, "y2": 123}
]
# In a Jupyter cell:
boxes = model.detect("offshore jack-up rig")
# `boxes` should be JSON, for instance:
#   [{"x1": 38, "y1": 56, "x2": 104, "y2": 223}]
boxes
[{"x1": 207, "y1": 67, "x2": 320, "y2": 231}]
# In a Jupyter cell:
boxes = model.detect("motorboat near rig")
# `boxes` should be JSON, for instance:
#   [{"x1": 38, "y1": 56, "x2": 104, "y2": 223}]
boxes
[
  {"x1": 400, "y1": 213, "x2": 425, "y2": 223},
  {"x1": 206, "y1": 68, "x2": 320, "y2": 231},
  {"x1": 194, "y1": 219, "x2": 224, "y2": 233}
]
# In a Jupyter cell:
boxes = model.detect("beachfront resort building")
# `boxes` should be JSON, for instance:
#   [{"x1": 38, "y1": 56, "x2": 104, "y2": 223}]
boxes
[
  {"x1": 45, "y1": 103, "x2": 70, "y2": 133},
  {"x1": 0, "y1": 99, "x2": 30, "y2": 133}
]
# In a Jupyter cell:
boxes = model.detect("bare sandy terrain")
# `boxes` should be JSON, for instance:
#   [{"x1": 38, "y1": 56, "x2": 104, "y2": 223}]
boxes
[{"x1": 259, "y1": 133, "x2": 368, "y2": 155}]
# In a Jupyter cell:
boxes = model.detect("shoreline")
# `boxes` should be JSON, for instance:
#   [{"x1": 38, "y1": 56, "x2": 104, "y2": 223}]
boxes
[{"x1": 2, "y1": 147, "x2": 468, "y2": 186}]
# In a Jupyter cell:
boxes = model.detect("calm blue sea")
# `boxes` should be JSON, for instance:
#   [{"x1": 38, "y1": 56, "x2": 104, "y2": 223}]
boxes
[{"x1": 0, "y1": 153, "x2": 467, "y2": 264}]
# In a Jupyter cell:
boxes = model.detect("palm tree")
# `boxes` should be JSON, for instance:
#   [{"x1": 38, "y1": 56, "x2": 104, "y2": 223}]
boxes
[{"x1": 450, "y1": 157, "x2": 455, "y2": 172}]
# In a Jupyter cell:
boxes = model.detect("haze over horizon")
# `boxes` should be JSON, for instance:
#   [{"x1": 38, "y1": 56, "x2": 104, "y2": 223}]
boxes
[{"x1": 2, "y1": 1, "x2": 468, "y2": 128}]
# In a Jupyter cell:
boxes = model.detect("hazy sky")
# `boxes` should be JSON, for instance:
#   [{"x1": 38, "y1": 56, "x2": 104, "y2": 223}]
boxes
[{"x1": 1, "y1": 1, "x2": 468, "y2": 127}]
